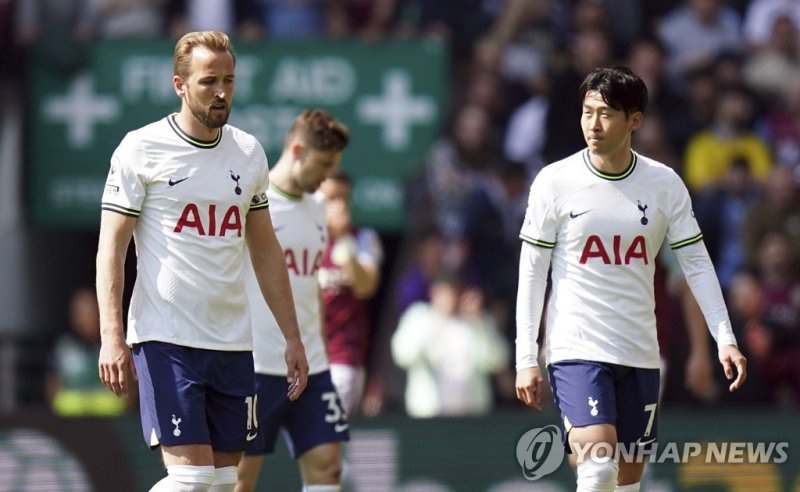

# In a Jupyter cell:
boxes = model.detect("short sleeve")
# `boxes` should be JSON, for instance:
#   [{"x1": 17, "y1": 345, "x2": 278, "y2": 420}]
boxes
[
  {"x1": 666, "y1": 172, "x2": 703, "y2": 250},
  {"x1": 519, "y1": 170, "x2": 556, "y2": 249},
  {"x1": 249, "y1": 142, "x2": 270, "y2": 212},
  {"x1": 101, "y1": 135, "x2": 147, "y2": 217}
]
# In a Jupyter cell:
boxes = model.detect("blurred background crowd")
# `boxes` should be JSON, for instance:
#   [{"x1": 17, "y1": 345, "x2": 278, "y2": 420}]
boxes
[{"x1": 0, "y1": 0, "x2": 799, "y2": 419}]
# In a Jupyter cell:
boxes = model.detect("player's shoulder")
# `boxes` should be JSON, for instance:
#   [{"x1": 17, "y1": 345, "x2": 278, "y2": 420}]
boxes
[
  {"x1": 535, "y1": 150, "x2": 585, "y2": 185},
  {"x1": 222, "y1": 124, "x2": 263, "y2": 155},
  {"x1": 634, "y1": 152, "x2": 683, "y2": 185}
]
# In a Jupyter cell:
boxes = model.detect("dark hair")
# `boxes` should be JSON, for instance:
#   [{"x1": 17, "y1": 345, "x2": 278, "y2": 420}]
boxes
[
  {"x1": 286, "y1": 108, "x2": 350, "y2": 152},
  {"x1": 579, "y1": 66, "x2": 648, "y2": 116}
]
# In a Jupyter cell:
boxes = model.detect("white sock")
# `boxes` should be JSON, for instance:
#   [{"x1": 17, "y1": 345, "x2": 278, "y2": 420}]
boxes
[
  {"x1": 209, "y1": 466, "x2": 237, "y2": 492},
  {"x1": 302, "y1": 485, "x2": 341, "y2": 492},
  {"x1": 615, "y1": 483, "x2": 640, "y2": 491},
  {"x1": 150, "y1": 465, "x2": 215, "y2": 492},
  {"x1": 576, "y1": 457, "x2": 618, "y2": 492}
]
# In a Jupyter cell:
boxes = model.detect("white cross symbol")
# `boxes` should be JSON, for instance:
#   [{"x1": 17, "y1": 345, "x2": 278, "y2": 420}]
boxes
[
  {"x1": 356, "y1": 70, "x2": 436, "y2": 151},
  {"x1": 43, "y1": 72, "x2": 121, "y2": 148}
]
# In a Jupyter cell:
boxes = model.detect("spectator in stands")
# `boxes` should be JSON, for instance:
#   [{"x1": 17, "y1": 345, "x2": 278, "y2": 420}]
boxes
[
  {"x1": 391, "y1": 271, "x2": 508, "y2": 418},
  {"x1": 693, "y1": 157, "x2": 761, "y2": 292},
  {"x1": 760, "y1": 78, "x2": 800, "y2": 185},
  {"x1": 743, "y1": 14, "x2": 800, "y2": 104},
  {"x1": 256, "y1": 0, "x2": 325, "y2": 38},
  {"x1": 46, "y1": 286, "x2": 129, "y2": 416},
  {"x1": 683, "y1": 86, "x2": 772, "y2": 193},
  {"x1": 740, "y1": 166, "x2": 800, "y2": 271},
  {"x1": 15, "y1": 0, "x2": 92, "y2": 72},
  {"x1": 735, "y1": 231, "x2": 800, "y2": 407},
  {"x1": 743, "y1": 0, "x2": 800, "y2": 50},
  {"x1": 319, "y1": 172, "x2": 383, "y2": 421},
  {"x1": 658, "y1": 0, "x2": 742, "y2": 91},
  {"x1": 85, "y1": 0, "x2": 165, "y2": 39},
  {"x1": 166, "y1": 0, "x2": 263, "y2": 41}
]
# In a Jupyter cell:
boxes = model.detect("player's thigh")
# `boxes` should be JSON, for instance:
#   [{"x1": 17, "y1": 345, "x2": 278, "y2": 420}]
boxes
[
  {"x1": 548, "y1": 361, "x2": 618, "y2": 443},
  {"x1": 614, "y1": 366, "x2": 660, "y2": 449},
  {"x1": 243, "y1": 374, "x2": 292, "y2": 456},
  {"x1": 161, "y1": 443, "x2": 214, "y2": 467},
  {"x1": 132, "y1": 342, "x2": 212, "y2": 448},
  {"x1": 297, "y1": 442, "x2": 342, "y2": 484},
  {"x1": 284, "y1": 371, "x2": 350, "y2": 459},
  {"x1": 205, "y1": 350, "x2": 259, "y2": 453}
]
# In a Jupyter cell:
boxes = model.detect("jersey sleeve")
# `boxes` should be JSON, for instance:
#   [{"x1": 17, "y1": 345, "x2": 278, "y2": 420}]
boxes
[
  {"x1": 100, "y1": 134, "x2": 147, "y2": 217},
  {"x1": 249, "y1": 142, "x2": 270, "y2": 212},
  {"x1": 519, "y1": 169, "x2": 556, "y2": 249},
  {"x1": 665, "y1": 172, "x2": 703, "y2": 250}
]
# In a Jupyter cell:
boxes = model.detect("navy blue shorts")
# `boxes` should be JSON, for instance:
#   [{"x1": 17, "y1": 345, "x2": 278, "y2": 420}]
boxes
[
  {"x1": 132, "y1": 341, "x2": 257, "y2": 452},
  {"x1": 548, "y1": 361, "x2": 660, "y2": 452},
  {"x1": 245, "y1": 370, "x2": 350, "y2": 459}
]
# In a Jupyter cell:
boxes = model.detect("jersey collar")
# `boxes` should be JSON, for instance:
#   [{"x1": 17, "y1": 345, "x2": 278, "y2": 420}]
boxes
[
  {"x1": 582, "y1": 149, "x2": 637, "y2": 181},
  {"x1": 167, "y1": 114, "x2": 222, "y2": 149},
  {"x1": 269, "y1": 181, "x2": 302, "y2": 201}
]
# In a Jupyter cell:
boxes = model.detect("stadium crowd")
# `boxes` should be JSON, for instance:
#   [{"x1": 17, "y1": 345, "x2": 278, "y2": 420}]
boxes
[{"x1": 1, "y1": 0, "x2": 799, "y2": 415}]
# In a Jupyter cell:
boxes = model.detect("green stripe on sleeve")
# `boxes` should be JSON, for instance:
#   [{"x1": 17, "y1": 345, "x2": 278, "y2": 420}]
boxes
[
  {"x1": 670, "y1": 232, "x2": 703, "y2": 250},
  {"x1": 519, "y1": 233, "x2": 555, "y2": 248}
]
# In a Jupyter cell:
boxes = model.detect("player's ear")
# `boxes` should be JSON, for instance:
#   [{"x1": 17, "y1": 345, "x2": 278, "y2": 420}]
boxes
[
  {"x1": 629, "y1": 112, "x2": 643, "y2": 132},
  {"x1": 291, "y1": 142, "x2": 305, "y2": 161},
  {"x1": 173, "y1": 75, "x2": 185, "y2": 98}
]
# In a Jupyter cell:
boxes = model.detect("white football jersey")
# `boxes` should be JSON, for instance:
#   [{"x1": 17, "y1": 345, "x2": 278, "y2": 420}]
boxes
[
  {"x1": 245, "y1": 184, "x2": 329, "y2": 375},
  {"x1": 101, "y1": 115, "x2": 270, "y2": 351},
  {"x1": 519, "y1": 149, "x2": 704, "y2": 369}
]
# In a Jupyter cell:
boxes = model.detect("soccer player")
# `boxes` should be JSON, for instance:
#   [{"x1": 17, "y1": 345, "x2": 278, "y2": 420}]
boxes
[
  {"x1": 515, "y1": 66, "x2": 747, "y2": 492},
  {"x1": 96, "y1": 31, "x2": 309, "y2": 492},
  {"x1": 236, "y1": 109, "x2": 351, "y2": 492},
  {"x1": 319, "y1": 173, "x2": 383, "y2": 420}
]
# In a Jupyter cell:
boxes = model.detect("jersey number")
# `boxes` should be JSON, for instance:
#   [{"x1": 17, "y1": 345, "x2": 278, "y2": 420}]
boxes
[
  {"x1": 643, "y1": 403, "x2": 657, "y2": 437},
  {"x1": 322, "y1": 391, "x2": 344, "y2": 423},
  {"x1": 245, "y1": 395, "x2": 259, "y2": 430}
]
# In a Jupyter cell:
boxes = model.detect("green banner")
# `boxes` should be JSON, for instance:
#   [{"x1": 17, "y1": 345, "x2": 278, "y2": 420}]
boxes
[{"x1": 28, "y1": 39, "x2": 448, "y2": 231}]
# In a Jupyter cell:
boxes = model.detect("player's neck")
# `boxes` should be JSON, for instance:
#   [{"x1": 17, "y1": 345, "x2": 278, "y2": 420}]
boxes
[
  {"x1": 270, "y1": 156, "x2": 302, "y2": 198},
  {"x1": 588, "y1": 146, "x2": 633, "y2": 175},
  {"x1": 173, "y1": 110, "x2": 220, "y2": 142}
]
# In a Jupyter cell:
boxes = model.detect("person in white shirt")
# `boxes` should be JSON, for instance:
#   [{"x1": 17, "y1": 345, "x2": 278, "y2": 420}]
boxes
[
  {"x1": 236, "y1": 109, "x2": 350, "y2": 492},
  {"x1": 97, "y1": 31, "x2": 308, "y2": 492},
  {"x1": 515, "y1": 66, "x2": 747, "y2": 492}
]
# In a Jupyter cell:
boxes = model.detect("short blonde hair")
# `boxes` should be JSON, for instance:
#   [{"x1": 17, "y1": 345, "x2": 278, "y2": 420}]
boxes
[
  {"x1": 286, "y1": 109, "x2": 350, "y2": 152},
  {"x1": 173, "y1": 31, "x2": 236, "y2": 79}
]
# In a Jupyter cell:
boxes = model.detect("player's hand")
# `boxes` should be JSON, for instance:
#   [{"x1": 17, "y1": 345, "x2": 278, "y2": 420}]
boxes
[
  {"x1": 285, "y1": 337, "x2": 309, "y2": 401},
  {"x1": 98, "y1": 336, "x2": 136, "y2": 397},
  {"x1": 719, "y1": 344, "x2": 747, "y2": 392},
  {"x1": 516, "y1": 367, "x2": 545, "y2": 410}
]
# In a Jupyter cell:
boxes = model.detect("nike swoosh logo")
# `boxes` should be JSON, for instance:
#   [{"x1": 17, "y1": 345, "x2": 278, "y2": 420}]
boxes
[
  {"x1": 246, "y1": 432, "x2": 258, "y2": 442},
  {"x1": 569, "y1": 209, "x2": 591, "y2": 219},
  {"x1": 169, "y1": 177, "x2": 189, "y2": 186},
  {"x1": 636, "y1": 437, "x2": 656, "y2": 446},
  {"x1": 334, "y1": 423, "x2": 349, "y2": 433}
]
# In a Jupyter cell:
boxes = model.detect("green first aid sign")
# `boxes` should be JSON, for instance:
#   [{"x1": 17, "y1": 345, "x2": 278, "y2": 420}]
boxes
[{"x1": 28, "y1": 39, "x2": 448, "y2": 231}]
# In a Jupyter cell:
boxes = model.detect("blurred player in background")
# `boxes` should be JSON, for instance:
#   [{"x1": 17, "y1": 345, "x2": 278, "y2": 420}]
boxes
[
  {"x1": 236, "y1": 109, "x2": 351, "y2": 492},
  {"x1": 97, "y1": 31, "x2": 308, "y2": 492},
  {"x1": 515, "y1": 66, "x2": 747, "y2": 492},
  {"x1": 319, "y1": 172, "x2": 383, "y2": 420}
]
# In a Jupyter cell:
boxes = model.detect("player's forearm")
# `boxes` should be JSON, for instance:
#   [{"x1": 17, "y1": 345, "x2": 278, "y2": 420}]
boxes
[
  {"x1": 96, "y1": 213, "x2": 134, "y2": 343},
  {"x1": 675, "y1": 242, "x2": 738, "y2": 347},
  {"x1": 515, "y1": 242, "x2": 550, "y2": 371}
]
